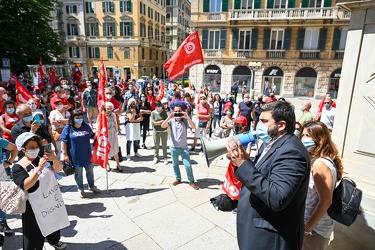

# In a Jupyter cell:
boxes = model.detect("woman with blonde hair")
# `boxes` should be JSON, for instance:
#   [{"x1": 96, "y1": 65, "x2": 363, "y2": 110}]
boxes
[{"x1": 300, "y1": 121, "x2": 344, "y2": 250}]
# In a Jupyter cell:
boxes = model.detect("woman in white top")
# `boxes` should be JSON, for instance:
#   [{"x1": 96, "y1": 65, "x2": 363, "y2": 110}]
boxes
[
  {"x1": 49, "y1": 99, "x2": 70, "y2": 160},
  {"x1": 300, "y1": 121, "x2": 344, "y2": 250}
]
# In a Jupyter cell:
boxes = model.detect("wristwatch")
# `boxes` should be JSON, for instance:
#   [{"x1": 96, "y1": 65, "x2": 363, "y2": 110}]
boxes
[
  {"x1": 36, "y1": 170, "x2": 42, "y2": 175},
  {"x1": 5, "y1": 161, "x2": 13, "y2": 165},
  {"x1": 304, "y1": 226, "x2": 312, "y2": 236}
]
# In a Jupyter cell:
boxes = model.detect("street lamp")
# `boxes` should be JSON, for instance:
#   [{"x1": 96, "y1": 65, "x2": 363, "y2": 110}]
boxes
[{"x1": 248, "y1": 61, "x2": 263, "y2": 99}]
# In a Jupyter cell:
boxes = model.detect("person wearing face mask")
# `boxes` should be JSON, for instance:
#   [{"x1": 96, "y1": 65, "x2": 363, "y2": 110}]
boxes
[
  {"x1": 298, "y1": 101, "x2": 313, "y2": 126},
  {"x1": 207, "y1": 93, "x2": 215, "y2": 137},
  {"x1": 299, "y1": 121, "x2": 344, "y2": 249},
  {"x1": 49, "y1": 99, "x2": 70, "y2": 160},
  {"x1": 214, "y1": 107, "x2": 234, "y2": 139},
  {"x1": 81, "y1": 82, "x2": 98, "y2": 128},
  {"x1": 125, "y1": 99, "x2": 143, "y2": 161},
  {"x1": 100, "y1": 102, "x2": 122, "y2": 172},
  {"x1": 151, "y1": 101, "x2": 168, "y2": 164},
  {"x1": 124, "y1": 84, "x2": 139, "y2": 111},
  {"x1": 71, "y1": 67, "x2": 82, "y2": 84},
  {"x1": 221, "y1": 91, "x2": 235, "y2": 116},
  {"x1": 12, "y1": 132, "x2": 67, "y2": 250},
  {"x1": 11, "y1": 104, "x2": 51, "y2": 158},
  {"x1": 61, "y1": 110, "x2": 101, "y2": 198},
  {"x1": 145, "y1": 82, "x2": 165, "y2": 111},
  {"x1": 0, "y1": 87, "x2": 10, "y2": 114},
  {"x1": 234, "y1": 93, "x2": 255, "y2": 132},
  {"x1": 160, "y1": 98, "x2": 171, "y2": 115},
  {"x1": 49, "y1": 86, "x2": 72, "y2": 111},
  {"x1": 264, "y1": 91, "x2": 278, "y2": 103},
  {"x1": 314, "y1": 93, "x2": 337, "y2": 121},
  {"x1": 212, "y1": 94, "x2": 222, "y2": 130},
  {"x1": 294, "y1": 121, "x2": 302, "y2": 137},
  {"x1": 161, "y1": 104, "x2": 199, "y2": 190},
  {"x1": 230, "y1": 82, "x2": 239, "y2": 104},
  {"x1": 99, "y1": 87, "x2": 122, "y2": 118},
  {"x1": 319, "y1": 97, "x2": 336, "y2": 131},
  {"x1": 252, "y1": 94, "x2": 264, "y2": 130},
  {"x1": 169, "y1": 91, "x2": 187, "y2": 112},
  {"x1": 139, "y1": 94, "x2": 152, "y2": 149},
  {"x1": 190, "y1": 94, "x2": 211, "y2": 151},
  {"x1": 226, "y1": 101, "x2": 311, "y2": 250},
  {"x1": 0, "y1": 100, "x2": 20, "y2": 144}
]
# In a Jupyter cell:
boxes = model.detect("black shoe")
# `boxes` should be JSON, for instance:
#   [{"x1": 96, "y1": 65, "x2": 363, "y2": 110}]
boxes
[
  {"x1": 0, "y1": 234, "x2": 4, "y2": 247},
  {"x1": 190, "y1": 147, "x2": 195, "y2": 152},
  {"x1": 142, "y1": 144, "x2": 147, "y2": 149},
  {"x1": 0, "y1": 221, "x2": 13, "y2": 236},
  {"x1": 50, "y1": 241, "x2": 67, "y2": 249}
]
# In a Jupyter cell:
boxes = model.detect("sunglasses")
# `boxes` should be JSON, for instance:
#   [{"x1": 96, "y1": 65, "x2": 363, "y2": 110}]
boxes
[{"x1": 324, "y1": 102, "x2": 330, "y2": 104}]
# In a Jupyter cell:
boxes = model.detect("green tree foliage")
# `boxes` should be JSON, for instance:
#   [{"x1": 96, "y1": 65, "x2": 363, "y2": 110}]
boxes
[{"x1": 0, "y1": 0, "x2": 64, "y2": 71}]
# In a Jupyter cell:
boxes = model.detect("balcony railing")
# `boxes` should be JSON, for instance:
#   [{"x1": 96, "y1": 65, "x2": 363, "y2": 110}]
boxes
[
  {"x1": 204, "y1": 49, "x2": 222, "y2": 58},
  {"x1": 300, "y1": 50, "x2": 320, "y2": 59},
  {"x1": 204, "y1": 12, "x2": 228, "y2": 21},
  {"x1": 236, "y1": 50, "x2": 253, "y2": 58},
  {"x1": 229, "y1": 7, "x2": 351, "y2": 21},
  {"x1": 335, "y1": 50, "x2": 345, "y2": 59},
  {"x1": 267, "y1": 50, "x2": 285, "y2": 58}
]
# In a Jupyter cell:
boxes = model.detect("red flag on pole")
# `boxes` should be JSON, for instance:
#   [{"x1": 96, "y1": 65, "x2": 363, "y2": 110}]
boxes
[
  {"x1": 16, "y1": 80, "x2": 34, "y2": 105},
  {"x1": 38, "y1": 57, "x2": 45, "y2": 89},
  {"x1": 49, "y1": 66, "x2": 56, "y2": 85},
  {"x1": 164, "y1": 31, "x2": 204, "y2": 81},
  {"x1": 90, "y1": 59, "x2": 110, "y2": 169},
  {"x1": 222, "y1": 162, "x2": 243, "y2": 200}
]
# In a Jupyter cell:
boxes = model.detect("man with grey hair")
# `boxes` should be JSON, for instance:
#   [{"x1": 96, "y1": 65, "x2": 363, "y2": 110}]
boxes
[
  {"x1": 11, "y1": 104, "x2": 51, "y2": 158},
  {"x1": 298, "y1": 100, "x2": 313, "y2": 126}
]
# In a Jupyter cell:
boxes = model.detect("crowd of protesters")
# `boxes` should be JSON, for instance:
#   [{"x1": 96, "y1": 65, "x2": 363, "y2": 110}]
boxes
[{"x1": 0, "y1": 68, "x2": 340, "y2": 249}]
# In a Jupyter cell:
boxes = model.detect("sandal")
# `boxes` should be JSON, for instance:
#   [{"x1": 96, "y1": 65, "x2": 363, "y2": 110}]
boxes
[{"x1": 116, "y1": 166, "x2": 123, "y2": 173}]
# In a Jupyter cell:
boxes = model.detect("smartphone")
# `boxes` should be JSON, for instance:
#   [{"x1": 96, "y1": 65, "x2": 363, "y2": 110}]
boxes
[
  {"x1": 33, "y1": 115, "x2": 41, "y2": 124},
  {"x1": 174, "y1": 112, "x2": 184, "y2": 117},
  {"x1": 43, "y1": 143, "x2": 52, "y2": 153}
]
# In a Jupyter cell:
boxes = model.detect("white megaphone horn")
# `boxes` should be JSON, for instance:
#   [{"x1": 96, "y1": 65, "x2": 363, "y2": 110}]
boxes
[{"x1": 201, "y1": 132, "x2": 256, "y2": 167}]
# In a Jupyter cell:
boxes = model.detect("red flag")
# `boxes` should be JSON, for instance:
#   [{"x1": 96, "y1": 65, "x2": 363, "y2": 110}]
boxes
[
  {"x1": 164, "y1": 31, "x2": 204, "y2": 81},
  {"x1": 16, "y1": 80, "x2": 34, "y2": 105},
  {"x1": 90, "y1": 59, "x2": 110, "y2": 169},
  {"x1": 49, "y1": 66, "x2": 56, "y2": 85},
  {"x1": 38, "y1": 57, "x2": 45, "y2": 89},
  {"x1": 222, "y1": 162, "x2": 242, "y2": 200}
]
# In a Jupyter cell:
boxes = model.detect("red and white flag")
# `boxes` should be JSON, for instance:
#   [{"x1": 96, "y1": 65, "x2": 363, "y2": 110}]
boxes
[
  {"x1": 38, "y1": 57, "x2": 45, "y2": 89},
  {"x1": 16, "y1": 80, "x2": 34, "y2": 105},
  {"x1": 222, "y1": 162, "x2": 242, "y2": 200},
  {"x1": 164, "y1": 31, "x2": 204, "y2": 81},
  {"x1": 49, "y1": 66, "x2": 56, "y2": 85},
  {"x1": 90, "y1": 59, "x2": 110, "y2": 169}
]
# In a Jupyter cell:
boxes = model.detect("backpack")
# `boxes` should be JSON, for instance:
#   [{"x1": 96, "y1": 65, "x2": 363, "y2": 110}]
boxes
[
  {"x1": 210, "y1": 194, "x2": 235, "y2": 211},
  {"x1": 327, "y1": 177, "x2": 362, "y2": 226}
]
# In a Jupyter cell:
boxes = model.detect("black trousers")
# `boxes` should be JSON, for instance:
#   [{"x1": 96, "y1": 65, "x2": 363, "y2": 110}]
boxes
[
  {"x1": 140, "y1": 116, "x2": 150, "y2": 144},
  {"x1": 22, "y1": 201, "x2": 60, "y2": 250}
]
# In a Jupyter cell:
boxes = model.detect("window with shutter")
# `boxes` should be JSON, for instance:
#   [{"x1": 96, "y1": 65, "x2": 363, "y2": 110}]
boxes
[
  {"x1": 232, "y1": 29, "x2": 239, "y2": 49},
  {"x1": 202, "y1": 29, "x2": 208, "y2": 49},
  {"x1": 254, "y1": 0, "x2": 261, "y2": 8},
  {"x1": 270, "y1": 30, "x2": 284, "y2": 50},
  {"x1": 317, "y1": 28, "x2": 327, "y2": 50},
  {"x1": 220, "y1": 29, "x2": 226, "y2": 49},
  {"x1": 222, "y1": 0, "x2": 228, "y2": 11},
  {"x1": 238, "y1": 30, "x2": 252, "y2": 49},
  {"x1": 338, "y1": 29, "x2": 347, "y2": 50},
  {"x1": 297, "y1": 28, "x2": 305, "y2": 50},
  {"x1": 203, "y1": 0, "x2": 209, "y2": 12},
  {"x1": 267, "y1": 0, "x2": 274, "y2": 9},
  {"x1": 287, "y1": 0, "x2": 295, "y2": 8},
  {"x1": 283, "y1": 28, "x2": 291, "y2": 50},
  {"x1": 108, "y1": 47, "x2": 113, "y2": 59},
  {"x1": 69, "y1": 47, "x2": 72, "y2": 57},
  {"x1": 251, "y1": 29, "x2": 258, "y2": 49},
  {"x1": 88, "y1": 47, "x2": 92, "y2": 58},
  {"x1": 76, "y1": 47, "x2": 80, "y2": 58},
  {"x1": 263, "y1": 29, "x2": 271, "y2": 49},
  {"x1": 95, "y1": 47, "x2": 100, "y2": 58},
  {"x1": 303, "y1": 29, "x2": 319, "y2": 50}
]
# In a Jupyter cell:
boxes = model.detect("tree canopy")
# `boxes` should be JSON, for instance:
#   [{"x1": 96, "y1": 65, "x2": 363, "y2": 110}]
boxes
[{"x1": 0, "y1": 0, "x2": 64, "y2": 71}]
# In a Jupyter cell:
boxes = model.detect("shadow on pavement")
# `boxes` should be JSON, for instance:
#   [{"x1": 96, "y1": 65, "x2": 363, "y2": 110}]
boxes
[
  {"x1": 195, "y1": 178, "x2": 223, "y2": 189},
  {"x1": 65, "y1": 203, "x2": 108, "y2": 219},
  {"x1": 120, "y1": 166, "x2": 156, "y2": 173}
]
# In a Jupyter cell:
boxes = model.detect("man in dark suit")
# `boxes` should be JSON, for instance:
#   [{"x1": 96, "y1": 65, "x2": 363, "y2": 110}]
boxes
[{"x1": 227, "y1": 101, "x2": 310, "y2": 250}]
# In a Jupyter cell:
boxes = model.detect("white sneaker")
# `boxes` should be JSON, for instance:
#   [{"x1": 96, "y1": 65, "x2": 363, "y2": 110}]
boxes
[
  {"x1": 153, "y1": 157, "x2": 158, "y2": 164},
  {"x1": 163, "y1": 158, "x2": 168, "y2": 165},
  {"x1": 126, "y1": 155, "x2": 131, "y2": 161},
  {"x1": 135, "y1": 152, "x2": 142, "y2": 157}
]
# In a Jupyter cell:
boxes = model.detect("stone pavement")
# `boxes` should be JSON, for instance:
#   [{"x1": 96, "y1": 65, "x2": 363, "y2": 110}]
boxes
[{"x1": 2, "y1": 97, "x2": 326, "y2": 250}]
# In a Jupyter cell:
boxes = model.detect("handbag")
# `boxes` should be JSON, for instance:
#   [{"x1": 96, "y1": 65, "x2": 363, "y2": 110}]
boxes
[
  {"x1": 327, "y1": 177, "x2": 362, "y2": 226},
  {"x1": 118, "y1": 147, "x2": 123, "y2": 162},
  {"x1": 0, "y1": 180, "x2": 28, "y2": 214},
  {"x1": 62, "y1": 161, "x2": 75, "y2": 176},
  {"x1": 198, "y1": 120, "x2": 208, "y2": 128},
  {"x1": 52, "y1": 127, "x2": 64, "y2": 141}
]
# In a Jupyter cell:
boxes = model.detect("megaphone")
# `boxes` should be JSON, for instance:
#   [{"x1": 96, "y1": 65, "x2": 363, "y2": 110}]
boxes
[{"x1": 201, "y1": 132, "x2": 256, "y2": 167}]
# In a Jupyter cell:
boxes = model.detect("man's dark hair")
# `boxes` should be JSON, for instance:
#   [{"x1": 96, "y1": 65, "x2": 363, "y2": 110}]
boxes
[
  {"x1": 173, "y1": 91, "x2": 181, "y2": 99},
  {"x1": 55, "y1": 86, "x2": 62, "y2": 92},
  {"x1": 260, "y1": 101, "x2": 295, "y2": 134},
  {"x1": 173, "y1": 104, "x2": 182, "y2": 110},
  {"x1": 2, "y1": 100, "x2": 15, "y2": 109}
]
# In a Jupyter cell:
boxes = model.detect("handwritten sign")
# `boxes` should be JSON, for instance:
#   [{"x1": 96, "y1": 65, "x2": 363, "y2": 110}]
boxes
[{"x1": 28, "y1": 168, "x2": 69, "y2": 237}]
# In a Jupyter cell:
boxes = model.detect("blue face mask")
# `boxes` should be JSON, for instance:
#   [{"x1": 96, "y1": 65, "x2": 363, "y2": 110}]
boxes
[
  {"x1": 226, "y1": 111, "x2": 232, "y2": 115},
  {"x1": 294, "y1": 129, "x2": 300, "y2": 136},
  {"x1": 256, "y1": 123, "x2": 271, "y2": 143},
  {"x1": 301, "y1": 137, "x2": 315, "y2": 150},
  {"x1": 74, "y1": 118, "x2": 83, "y2": 124},
  {"x1": 156, "y1": 106, "x2": 163, "y2": 112},
  {"x1": 6, "y1": 108, "x2": 14, "y2": 114},
  {"x1": 141, "y1": 97, "x2": 146, "y2": 102},
  {"x1": 23, "y1": 115, "x2": 33, "y2": 123}
]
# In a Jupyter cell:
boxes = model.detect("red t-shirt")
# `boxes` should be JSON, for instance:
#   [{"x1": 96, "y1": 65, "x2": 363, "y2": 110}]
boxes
[
  {"x1": 197, "y1": 103, "x2": 210, "y2": 121},
  {"x1": 98, "y1": 98, "x2": 120, "y2": 110},
  {"x1": 50, "y1": 94, "x2": 70, "y2": 110},
  {"x1": 2, "y1": 112, "x2": 20, "y2": 141}
]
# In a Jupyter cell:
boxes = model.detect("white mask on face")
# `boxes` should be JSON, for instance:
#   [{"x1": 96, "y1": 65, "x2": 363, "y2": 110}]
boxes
[
  {"x1": 2, "y1": 94, "x2": 8, "y2": 100},
  {"x1": 56, "y1": 104, "x2": 64, "y2": 110},
  {"x1": 59, "y1": 94, "x2": 65, "y2": 99},
  {"x1": 106, "y1": 94, "x2": 112, "y2": 99},
  {"x1": 25, "y1": 148, "x2": 40, "y2": 159}
]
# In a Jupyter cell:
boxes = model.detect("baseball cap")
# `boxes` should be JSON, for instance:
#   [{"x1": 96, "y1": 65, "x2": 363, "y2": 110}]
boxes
[
  {"x1": 234, "y1": 116, "x2": 248, "y2": 126},
  {"x1": 54, "y1": 98, "x2": 62, "y2": 104}
]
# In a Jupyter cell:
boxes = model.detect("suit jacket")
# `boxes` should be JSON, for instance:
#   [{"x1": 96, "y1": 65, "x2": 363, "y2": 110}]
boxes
[{"x1": 235, "y1": 133, "x2": 310, "y2": 250}]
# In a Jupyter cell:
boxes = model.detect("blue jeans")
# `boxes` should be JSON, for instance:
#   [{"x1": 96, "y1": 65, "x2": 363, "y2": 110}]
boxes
[
  {"x1": 0, "y1": 209, "x2": 6, "y2": 221},
  {"x1": 169, "y1": 147, "x2": 195, "y2": 183},
  {"x1": 213, "y1": 115, "x2": 220, "y2": 129},
  {"x1": 126, "y1": 140, "x2": 139, "y2": 155},
  {"x1": 74, "y1": 164, "x2": 95, "y2": 190}
]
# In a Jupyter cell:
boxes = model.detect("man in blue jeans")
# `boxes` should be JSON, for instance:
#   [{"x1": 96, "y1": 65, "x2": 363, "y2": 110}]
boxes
[{"x1": 161, "y1": 104, "x2": 199, "y2": 190}]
